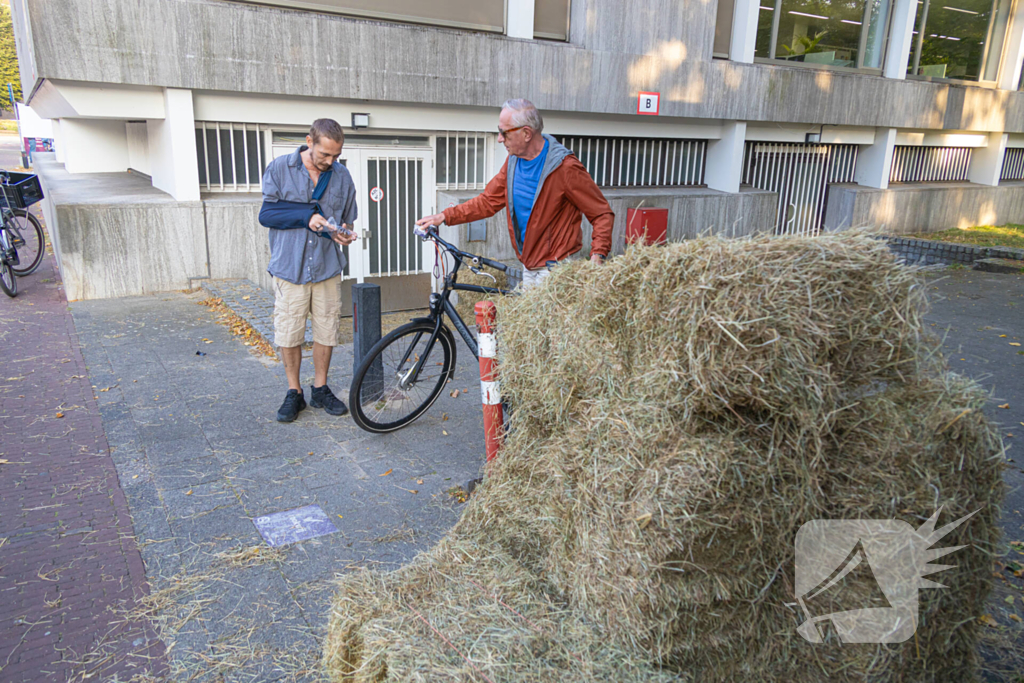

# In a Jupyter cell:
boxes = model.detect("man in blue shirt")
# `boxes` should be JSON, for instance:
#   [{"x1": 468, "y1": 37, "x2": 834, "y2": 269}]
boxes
[{"x1": 259, "y1": 119, "x2": 358, "y2": 422}]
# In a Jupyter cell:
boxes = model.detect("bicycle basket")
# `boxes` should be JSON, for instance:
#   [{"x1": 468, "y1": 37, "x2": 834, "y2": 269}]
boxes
[{"x1": 0, "y1": 172, "x2": 44, "y2": 209}]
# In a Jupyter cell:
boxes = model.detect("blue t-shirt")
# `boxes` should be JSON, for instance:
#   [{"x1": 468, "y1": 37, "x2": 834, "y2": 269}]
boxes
[{"x1": 512, "y1": 139, "x2": 549, "y2": 246}]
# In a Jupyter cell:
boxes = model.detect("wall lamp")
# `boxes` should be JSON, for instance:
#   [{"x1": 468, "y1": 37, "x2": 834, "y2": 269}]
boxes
[{"x1": 351, "y1": 113, "x2": 370, "y2": 129}]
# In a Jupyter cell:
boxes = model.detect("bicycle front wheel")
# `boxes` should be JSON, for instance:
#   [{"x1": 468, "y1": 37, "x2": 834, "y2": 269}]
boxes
[
  {"x1": 0, "y1": 258, "x2": 16, "y2": 297},
  {"x1": 349, "y1": 321, "x2": 454, "y2": 433},
  {"x1": 9, "y1": 210, "x2": 45, "y2": 276}
]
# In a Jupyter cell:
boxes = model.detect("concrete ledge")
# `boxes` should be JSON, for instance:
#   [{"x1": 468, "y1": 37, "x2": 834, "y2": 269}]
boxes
[
  {"x1": 35, "y1": 154, "x2": 272, "y2": 300},
  {"x1": 974, "y1": 258, "x2": 1024, "y2": 274},
  {"x1": 825, "y1": 181, "x2": 1024, "y2": 235}
]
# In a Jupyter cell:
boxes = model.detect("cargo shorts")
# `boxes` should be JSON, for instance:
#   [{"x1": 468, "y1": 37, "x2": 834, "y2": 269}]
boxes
[{"x1": 272, "y1": 275, "x2": 343, "y2": 348}]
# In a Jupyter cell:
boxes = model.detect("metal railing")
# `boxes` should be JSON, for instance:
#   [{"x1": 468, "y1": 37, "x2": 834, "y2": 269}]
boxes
[
  {"x1": 556, "y1": 136, "x2": 706, "y2": 187},
  {"x1": 889, "y1": 146, "x2": 972, "y2": 184},
  {"x1": 742, "y1": 142, "x2": 859, "y2": 237},
  {"x1": 436, "y1": 132, "x2": 492, "y2": 191},
  {"x1": 195, "y1": 122, "x2": 267, "y2": 192},
  {"x1": 1001, "y1": 147, "x2": 1024, "y2": 182}
]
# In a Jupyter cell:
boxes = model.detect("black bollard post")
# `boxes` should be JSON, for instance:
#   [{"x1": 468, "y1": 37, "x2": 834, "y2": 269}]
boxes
[{"x1": 352, "y1": 283, "x2": 383, "y2": 400}]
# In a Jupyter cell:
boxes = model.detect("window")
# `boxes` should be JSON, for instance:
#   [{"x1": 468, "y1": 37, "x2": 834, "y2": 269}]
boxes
[
  {"x1": 755, "y1": 0, "x2": 894, "y2": 70},
  {"x1": 908, "y1": 0, "x2": 1012, "y2": 82},
  {"x1": 436, "y1": 132, "x2": 493, "y2": 191},
  {"x1": 535, "y1": 0, "x2": 571, "y2": 40},
  {"x1": 1001, "y1": 148, "x2": 1024, "y2": 181},
  {"x1": 229, "y1": 0, "x2": 505, "y2": 33},
  {"x1": 714, "y1": 0, "x2": 735, "y2": 57},
  {"x1": 889, "y1": 146, "x2": 972, "y2": 183},
  {"x1": 195, "y1": 122, "x2": 268, "y2": 192},
  {"x1": 555, "y1": 136, "x2": 707, "y2": 187}
]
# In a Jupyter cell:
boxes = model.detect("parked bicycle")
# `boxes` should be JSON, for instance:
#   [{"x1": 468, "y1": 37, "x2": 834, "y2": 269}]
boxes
[
  {"x1": 0, "y1": 170, "x2": 47, "y2": 298},
  {"x1": 348, "y1": 224, "x2": 514, "y2": 433}
]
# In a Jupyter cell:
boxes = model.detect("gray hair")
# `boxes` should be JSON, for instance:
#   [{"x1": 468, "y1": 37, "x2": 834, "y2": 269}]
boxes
[{"x1": 501, "y1": 99, "x2": 544, "y2": 134}]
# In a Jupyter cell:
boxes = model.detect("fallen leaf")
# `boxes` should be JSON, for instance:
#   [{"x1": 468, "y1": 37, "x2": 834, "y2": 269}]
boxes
[
  {"x1": 1010, "y1": 614, "x2": 1023, "y2": 624},
  {"x1": 1000, "y1": 334, "x2": 1008, "y2": 338},
  {"x1": 462, "y1": 388, "x2": 468, "y2": 394},
  {"x1": 441, "y1": 413, "x2": 449, "y2": 422},
  {"x1": 55, "y1": 412, "x2": 64, "y2": 419},
  {"x1": 242, "y1": 296, "x2": 250, "y2": 300},
  {"x1": 410, "y1": 490, "x2": 418, "y2": 494},
  {"x1": 450, "y1": 389, "x2": 459, "y2": 398},
  {"x1": 999, "y1": 404, "x2": 1011, "y2": 409},
  {"x1": 185, "y1": 490, "x2": 193, "y2": 496},
  {"x1": 204, "y1": 340, "x2": 213, "y2": 344},
  {"x1": 1011, "y1": 541, "x2": 1024, "y2": 549},
  {"x1": 442, "y1": 430, "x2": 448, "y2": 436},
  {"x1": 337, "y1": 514, "x2": 343, "y2": 519},
  {"x1": 1005, "y1": 595, "x2": 1015, "y2": 605},
  {"x1": 416, "y1": 479, "x2": 424, "y2": 485},
  {"x1": 309, "y1": 452, "x2": 314, "y2": 456},
  {"x1": 132, "y1": 475, "x2": 138, "y2": 479},
  {"x1": 380, "y1": 469, "x2": 393, "y2": 477},
  {"x1": 1012, "y1": 343, "x2": 1022, "y2": 347},
  {"x1": 979, "y1": 614, "x2": 999, "y2": 627}
]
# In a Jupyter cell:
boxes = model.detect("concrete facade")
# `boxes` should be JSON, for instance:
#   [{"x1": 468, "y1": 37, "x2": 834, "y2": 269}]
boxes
[{"x1": 13, "y1": 0, "x2": 1024, "y2": 301}]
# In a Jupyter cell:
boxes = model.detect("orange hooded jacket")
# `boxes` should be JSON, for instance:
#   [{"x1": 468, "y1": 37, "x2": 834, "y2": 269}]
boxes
[{"x1": 441, "y1": 136, "x2": 614, "y2": 270}]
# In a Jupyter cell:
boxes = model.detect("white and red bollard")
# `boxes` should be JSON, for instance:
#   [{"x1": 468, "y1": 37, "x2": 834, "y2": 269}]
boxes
[{"x1": 475, "y1": 301, "x2": 503, "y2": 462}]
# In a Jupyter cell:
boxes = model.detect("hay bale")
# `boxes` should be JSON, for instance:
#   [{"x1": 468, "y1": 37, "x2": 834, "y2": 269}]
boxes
[{"x1": 324, "y1": 232, "x2": 1003, "y2": 682}]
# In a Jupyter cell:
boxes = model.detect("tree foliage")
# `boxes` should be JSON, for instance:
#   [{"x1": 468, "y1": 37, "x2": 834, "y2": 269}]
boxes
[{"x1": 0, "y1": 4, "x2": 22, "y2": 113}]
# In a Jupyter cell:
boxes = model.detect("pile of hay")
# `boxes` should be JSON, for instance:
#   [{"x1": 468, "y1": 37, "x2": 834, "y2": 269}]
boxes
[{"x1": 324, "y1": 232, "x2": 1004, "y2": 682}]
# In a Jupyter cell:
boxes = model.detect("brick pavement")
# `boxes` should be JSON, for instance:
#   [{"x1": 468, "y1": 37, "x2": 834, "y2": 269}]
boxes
[{"x1": 0, "y1": 244, "x2": 165, "y2": 680}]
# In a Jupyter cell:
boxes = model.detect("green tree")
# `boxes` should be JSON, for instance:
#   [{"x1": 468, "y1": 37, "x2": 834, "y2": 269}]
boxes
[{"x1": 0, "y1": 4, "x2": 22, "y2": 113}]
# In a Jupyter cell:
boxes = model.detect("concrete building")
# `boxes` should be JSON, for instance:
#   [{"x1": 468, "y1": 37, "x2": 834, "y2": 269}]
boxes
[{"x1": 10, "y1": 0, "x2": 1024, "y2": 306}]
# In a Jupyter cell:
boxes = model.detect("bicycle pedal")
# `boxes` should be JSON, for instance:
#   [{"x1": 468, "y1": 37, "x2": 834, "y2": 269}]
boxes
[
  {"x1": 12, "y1": 237, "x2": 24, "y2": 247},
  {"x1": 5, "y1": 249, "x2": 17, "y2": 266}
]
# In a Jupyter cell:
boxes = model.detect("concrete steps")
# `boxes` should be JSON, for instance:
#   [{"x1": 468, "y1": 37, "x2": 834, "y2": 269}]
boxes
[{"x1": 973, "y1": 258, "x2": 1024, "y2": 274}]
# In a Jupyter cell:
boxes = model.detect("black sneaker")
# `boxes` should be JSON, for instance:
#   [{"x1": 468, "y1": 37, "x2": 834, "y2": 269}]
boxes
[
  {"x1": 310, "y1": 384, "x2": 348, "y2": 416},
  {"x1": 276, "y1": 389, "x2": 306, "y2": 422}
]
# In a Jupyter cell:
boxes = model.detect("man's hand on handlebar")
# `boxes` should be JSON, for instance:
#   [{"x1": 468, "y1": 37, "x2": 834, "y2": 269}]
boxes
[{"x1": 415, "y1": 213, "x2": 446, "y2": 229}]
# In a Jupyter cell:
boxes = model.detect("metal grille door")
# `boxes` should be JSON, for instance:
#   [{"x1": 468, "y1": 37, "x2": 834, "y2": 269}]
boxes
[
  {"x1": 364, "y1": 154, "x2": 430, "y2": 276},
  {"x1": 1002, "y1": 148, "x2": 1024, "y2": 182},
  {"x1": 743, "y1": 143, "x2": 858, "y2": 236}
]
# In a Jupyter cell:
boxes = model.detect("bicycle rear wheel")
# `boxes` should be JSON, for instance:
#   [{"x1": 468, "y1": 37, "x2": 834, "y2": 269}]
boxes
[
  {"x1": 349, "y1": 321, "x2": 454, "y2": 433},
  {"x1": 0, "y1": 258, "x2": 16, "y2": 297},
  {"x1": 9, "y1": 210, "x2": 45, "y2": 276}
]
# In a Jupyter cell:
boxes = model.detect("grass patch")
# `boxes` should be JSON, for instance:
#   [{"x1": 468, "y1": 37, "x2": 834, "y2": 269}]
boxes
[{"x1": 912, "y1": 224, "x2": 1024, "y2": 250}]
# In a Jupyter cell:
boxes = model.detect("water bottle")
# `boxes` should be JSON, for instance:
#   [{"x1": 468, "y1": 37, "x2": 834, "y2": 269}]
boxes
[{"x1": 326, "y1": 217, "x2": 355, "y2": 238}]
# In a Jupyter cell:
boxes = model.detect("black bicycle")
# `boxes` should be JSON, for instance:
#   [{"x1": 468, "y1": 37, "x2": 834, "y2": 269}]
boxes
[
  {"x1": 348, "y1": 225, "x2": 514, "y2": 433},
  {"x1": 0, "y1": 171, "x2": 47, "y2": 297}
]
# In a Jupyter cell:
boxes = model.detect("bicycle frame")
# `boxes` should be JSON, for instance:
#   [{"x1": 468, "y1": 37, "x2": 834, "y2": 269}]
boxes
[{"x1": 401, "y1": 227, "x2": 514, "y2": 386}]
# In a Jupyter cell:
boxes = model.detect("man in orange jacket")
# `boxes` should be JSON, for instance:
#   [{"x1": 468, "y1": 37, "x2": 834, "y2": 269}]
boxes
[{"x1": 416, "y1": 99, "x2": 614, "y2": 289}]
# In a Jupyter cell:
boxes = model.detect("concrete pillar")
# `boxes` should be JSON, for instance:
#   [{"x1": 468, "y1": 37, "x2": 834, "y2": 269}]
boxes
[
  {"x1": 506, "y1": 0, "x2": 535, "y2": 39},
  {"x1": 705, "y1": 121, "x2": 747, "y2": 193},
  {"x1": 997, "y1": 2, "x2": 1024, "y2": 89},
  {"x1": 61, "y1": 119, "x2": 130, "y2": 174},
  {"x1": 730, "y1": 0, "x2": 760, "y2": 63},
  {"x1": 884, "y1": 0, "x2": 918, "y2": 79},
  {"x1": 52, "y1": 119, "x2": 64, "y2": 164},
  {"x1": 855, "y1": 128, "x2": 897, "y2": 190},
  {"x1": 968, "y1": 132, "x2": 1008, "y2": 186},
  {"x1": 147, "y1": 88, "x2": 200, "y2": 201}
]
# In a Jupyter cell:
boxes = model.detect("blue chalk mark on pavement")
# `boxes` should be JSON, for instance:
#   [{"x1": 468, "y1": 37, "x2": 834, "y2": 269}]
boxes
[{"x1": 253, "y1": 505, "x2": 338, "y2": 547}]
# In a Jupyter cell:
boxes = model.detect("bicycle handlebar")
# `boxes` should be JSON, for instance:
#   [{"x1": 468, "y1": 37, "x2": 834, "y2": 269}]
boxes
[{"x1": 415, "y1": 224, "x2": 507, "y2": 273}]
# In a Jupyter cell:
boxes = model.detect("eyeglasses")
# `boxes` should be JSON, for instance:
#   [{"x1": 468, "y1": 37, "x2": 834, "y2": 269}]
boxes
[{"x1": 497, "y1": 125, "x2": 528, "y2": 137}]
